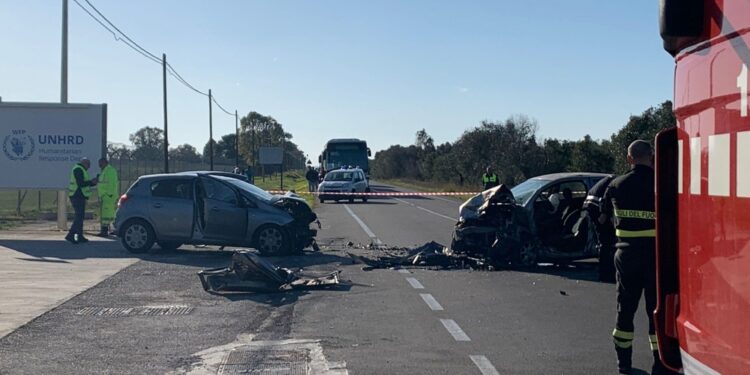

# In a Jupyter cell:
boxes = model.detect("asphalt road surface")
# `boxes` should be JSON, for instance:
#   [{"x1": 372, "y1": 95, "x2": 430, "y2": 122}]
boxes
[{"x1": 0, "y1": 183, "x2": 656, "y2": 374}]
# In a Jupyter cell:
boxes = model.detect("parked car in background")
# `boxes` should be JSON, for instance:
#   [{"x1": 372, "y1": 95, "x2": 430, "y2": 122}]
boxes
[
  {"x1": 113, "y1": 172, "x2": 317, "y2": 255},
  {"x1": 317, "y1": 167, "x2": 370, "y2": 203},
  {"x1": 451, "y1": 172, "x2": 609, "y2": 269}
]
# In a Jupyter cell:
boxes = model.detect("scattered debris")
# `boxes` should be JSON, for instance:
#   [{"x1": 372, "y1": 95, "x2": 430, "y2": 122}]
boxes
[
  {"x1": 347, "y1": 241, "x2": 495, "y2": 270},
  {"x1": 559, "y1": 290, "x2": 568, "y2": 296},
  {"x1": 198, "y1": 251, "x2": 341, "y2": 293}
]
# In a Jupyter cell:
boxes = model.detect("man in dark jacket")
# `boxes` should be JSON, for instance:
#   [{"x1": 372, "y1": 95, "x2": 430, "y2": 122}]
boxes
[
  {"x1": 65, "y1": 158, "x2": 98, "y2": 244},
  {"x1": 305, "y1": 166, "x2": 319, "y2": 192}
]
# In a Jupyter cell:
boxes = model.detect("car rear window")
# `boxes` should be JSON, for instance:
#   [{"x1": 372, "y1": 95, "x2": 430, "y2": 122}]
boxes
[{"x1": 151, "y1": 179, "x2": 193, "y2": 200}]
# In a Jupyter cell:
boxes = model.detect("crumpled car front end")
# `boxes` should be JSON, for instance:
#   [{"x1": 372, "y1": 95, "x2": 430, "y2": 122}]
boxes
[
  {"x1": 451, "y1": 184, "x2": 526, "y2": 261},
  {"x1": 271, "y1": 193, "x2": 319, "y2": 252}
]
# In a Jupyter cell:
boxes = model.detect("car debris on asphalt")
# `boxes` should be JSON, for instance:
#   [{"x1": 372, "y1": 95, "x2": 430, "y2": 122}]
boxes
[
  {"x1": 198, "y1": 251, "x2": 341, "y2": 293},
  {"x1": 346, "y1": 241, "x2": 497, "y2": 271}
]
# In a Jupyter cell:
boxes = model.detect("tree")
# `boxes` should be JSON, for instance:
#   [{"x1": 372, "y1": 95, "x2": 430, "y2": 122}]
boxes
[
  {"x1": 169, "y1": 144, "x2": 201, "y2": 163},
  {"x1": 107, "y1": 142, "x2": 132, "y2": 160},
  {"x1": 609, "y1": 101, "x2": 675, "y2": 173},
  {"x1": 129, "y1": 126, "x2": 164, "y2": 161},
  {"x1": 568, "y1": 135, "x2": 614, "y2": 173},
  {"x1": 203, "y1": 133, "x2": 238, "y2": 163}
]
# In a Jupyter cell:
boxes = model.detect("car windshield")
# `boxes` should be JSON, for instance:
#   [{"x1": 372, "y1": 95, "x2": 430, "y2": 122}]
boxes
[
  {"x1": 213, "y1": 176, "x2": 275, "y2": 203},
  {"x1": 325, "y1": 171, "x2": 354, "y2": 182},
  {"x1": 510, "y1": 178, "x2": 548, "y2": 206}
]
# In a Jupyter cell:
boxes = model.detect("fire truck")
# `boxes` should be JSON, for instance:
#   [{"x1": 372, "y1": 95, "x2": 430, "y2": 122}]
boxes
[{"x1": 655, "y1": 0, "x2": 750, "y2": 373}]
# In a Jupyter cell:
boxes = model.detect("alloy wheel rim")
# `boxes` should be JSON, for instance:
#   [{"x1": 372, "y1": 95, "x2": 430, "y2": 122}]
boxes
[
  {"x1": 125, "y1": 224, "x2": 147, "y2": 249},
  {"x1": 259, "y1": 228, "x2": 283, "y2": 253}
]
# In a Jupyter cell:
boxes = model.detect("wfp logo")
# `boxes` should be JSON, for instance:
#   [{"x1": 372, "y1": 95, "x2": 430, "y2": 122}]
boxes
[{"x1": 3, "y1": 130, "x2": 35, "y2": 161}]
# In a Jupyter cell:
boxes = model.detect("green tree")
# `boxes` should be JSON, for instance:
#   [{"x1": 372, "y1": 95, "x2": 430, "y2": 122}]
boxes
[
  {"x1": 568, "y1": 135, "x2": 614, "y2": 173},
  {"x1": 609, "y1": 101, "x2": 675, "y2": 173},
  {"x1": 129, "y1": 126, "x2": 164, "y2": 161},
  {"x1": 169, "y1": 144, "x2": 201, "y2": 163}
]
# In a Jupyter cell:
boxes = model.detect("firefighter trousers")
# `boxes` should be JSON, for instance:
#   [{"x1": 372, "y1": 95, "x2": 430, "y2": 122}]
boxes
[{"x1": 612, "y1": 241, "x2": 658, "y2": 368}]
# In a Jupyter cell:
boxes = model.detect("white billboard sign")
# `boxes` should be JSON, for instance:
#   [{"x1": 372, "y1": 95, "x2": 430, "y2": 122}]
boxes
[
  {"x1": 258, "y1": 147, "x2": 283, "y2": 165},
  {"x1": 0, "y1": 102, "x2": 106, "y2": 189}
]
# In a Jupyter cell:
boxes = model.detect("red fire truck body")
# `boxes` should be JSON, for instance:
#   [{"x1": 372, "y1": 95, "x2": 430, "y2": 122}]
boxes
[{"x1": 656, "y1": 1, "x2": 750, "y2": 373}]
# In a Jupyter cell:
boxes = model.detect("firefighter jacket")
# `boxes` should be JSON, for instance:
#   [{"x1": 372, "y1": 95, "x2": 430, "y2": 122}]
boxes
[
  {"x1": 601, "y1": 165, "x2": 655, "y2": 244},
  {"x1": 97, "y1": 164, "x2": 119, "y2": 199}
]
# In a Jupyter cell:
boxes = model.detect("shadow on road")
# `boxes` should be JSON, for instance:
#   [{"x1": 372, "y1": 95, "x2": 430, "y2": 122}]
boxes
[{"x1": 522, "y1": 261, "x2": 614, "y2": 284}]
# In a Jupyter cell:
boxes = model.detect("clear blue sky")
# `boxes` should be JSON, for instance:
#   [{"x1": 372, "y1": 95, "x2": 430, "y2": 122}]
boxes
[{"x1": 0, "y1": 0, "x2": 674, "y2": 163}]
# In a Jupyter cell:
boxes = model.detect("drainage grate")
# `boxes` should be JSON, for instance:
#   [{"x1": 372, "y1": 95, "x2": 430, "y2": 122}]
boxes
[
  {"x1": 76, "y1": 305, "x2": 193, "y2": 317},
  {"x1": 218, "y1": 349, "x2": 310, "y2": 375}
]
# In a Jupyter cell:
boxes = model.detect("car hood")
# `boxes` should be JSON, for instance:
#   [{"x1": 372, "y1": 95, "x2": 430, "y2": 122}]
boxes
[
  {"x1": 458, "y1": 184, "x2": 516, "y2": 222},
  {"x1": 270, "y1": 193, "x2": 317, "y2": 225}
]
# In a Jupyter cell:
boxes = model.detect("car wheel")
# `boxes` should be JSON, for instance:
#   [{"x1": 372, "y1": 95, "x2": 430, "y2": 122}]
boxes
[
  {"x1": 349, "y1": 190, "x2": 355, "y2": 203},
  {"x1": 120, "y1": 219, "x2": 155, "y2": 253},
  {"x1": 157, "y1": 241, "x2": 182, "y2": 251},
  {"x1": 363, "y1": 188, "x2": 370, "y2": 203},
  {"x1": 319, "y1": 198, "x2": 325, "y2": 203},
  {"x1": 512, "y1": 238, "x2": 538, "y2": 269},
  {"x1": 254, "y1": 225, "x2": 290, "y2": 256}
]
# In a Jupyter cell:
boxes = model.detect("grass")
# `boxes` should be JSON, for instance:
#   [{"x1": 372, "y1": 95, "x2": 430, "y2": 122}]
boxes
[{"x1": 253, "y1": 170, "x2": 316, "y2": 207}]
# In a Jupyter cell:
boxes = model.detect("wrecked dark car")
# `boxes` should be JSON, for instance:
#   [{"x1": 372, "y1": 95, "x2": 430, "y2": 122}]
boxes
[
  {"x1": 451, "y1": 173, "x2": 609, "y2": 269},
  {"x1": 114, "y1": 172, "x2": 318, "y2": 255}
]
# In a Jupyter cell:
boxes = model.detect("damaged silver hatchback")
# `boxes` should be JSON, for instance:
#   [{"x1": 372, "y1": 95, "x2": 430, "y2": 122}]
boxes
[
  {"x1": 451, "y1": 173, "x2": 608, "y2": 269},
  {"x1": 114, "y1": 172, "x2": 317, "y2": 255}
]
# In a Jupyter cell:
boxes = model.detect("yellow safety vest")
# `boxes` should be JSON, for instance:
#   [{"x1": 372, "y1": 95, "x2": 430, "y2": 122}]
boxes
[
  {"x1": 97, "y1": 164, "x2": 119, "y2": 198},
  {"x1": 68, "y1": 164, "x2": 92, "y2": 198}
]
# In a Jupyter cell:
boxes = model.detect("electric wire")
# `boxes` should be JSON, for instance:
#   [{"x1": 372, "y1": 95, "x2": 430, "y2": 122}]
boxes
[{"x1": 73, "y1": 0, "x2": 237, "y2": 115}]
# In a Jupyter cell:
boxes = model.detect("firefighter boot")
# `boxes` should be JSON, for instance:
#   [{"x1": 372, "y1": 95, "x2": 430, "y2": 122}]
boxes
[{"x1": 616, "y1": 347, "x2": 632, "y2": 374}]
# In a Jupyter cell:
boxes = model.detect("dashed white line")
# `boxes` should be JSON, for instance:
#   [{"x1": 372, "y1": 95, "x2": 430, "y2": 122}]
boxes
[
  {"x1": 470, "y1": 355, "x2": 500, "y2": 375},
  {"x1": 397, "y1": 269, "x2": 410, "y2": 274},
  {"x1": 419, "y1": 293, "x2": 444, "y2": 311},
  {"x1": 343, "y1": 204, "x2": 383, "y2": 245},
  {"x1": 392, "y1": 198, "x2": 456, "y2": 222},
  {"x1": 406, "y1": 277, "x2": 424, "y2": 289},
  {"x1": 440, "y1": 319, "x2": 471, "y2": 341}
]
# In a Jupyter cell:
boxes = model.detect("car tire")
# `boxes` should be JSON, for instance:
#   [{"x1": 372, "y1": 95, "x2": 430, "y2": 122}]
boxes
[
  {"x1": 511, "y1": 236, "x2": 538, "y2": 269},
  {"x1": 254, "y1": 224, "x2": 290, "y2": 256},
  {"x1": 319, "y1": 198, "x2": 325, "y2": 203},
  {"x1": 349, "y1": 190, "x2": 355, "y2": 203},
  {"x1": 120, "y1": 219, "x2": 155, "y2": 253},
  {"x1": 157, "y1": 241, "x2": 182, "y2": 251},
  {"x1": 363, "y1": 188, "x2": 370, "y2": 203}
]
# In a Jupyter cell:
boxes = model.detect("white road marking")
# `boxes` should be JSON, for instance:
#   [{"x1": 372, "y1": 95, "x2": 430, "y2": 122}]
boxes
[
  {"x1": 392, "y1": 198, "x2": 456, "y2": 222},
  {"x1": 406, "y1": 277, "x2": 424, "y2": 289},
  {"x1": 397, "y1": 268, "x2": 410, "y2": 274},
  {"x1": 708, "y1": 134, "x2": 730, "y2": 196},
  {"x1": 470, "y1": 355, "x2": 500, "y2": 375},
  {"x1": 440, "y1": 319, "x2": 471, "y2": 341},
  {"x1": 419, "y1": 293, "x2": 444, "y2": 311},
  {"x1": 343, "y1": 204, "x2": 383, "y2": 245}
]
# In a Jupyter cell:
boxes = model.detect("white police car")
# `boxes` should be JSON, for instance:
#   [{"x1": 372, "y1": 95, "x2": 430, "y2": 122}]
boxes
[{"x1": 318, "y1": 168, "x2": 370, "y2": 203}]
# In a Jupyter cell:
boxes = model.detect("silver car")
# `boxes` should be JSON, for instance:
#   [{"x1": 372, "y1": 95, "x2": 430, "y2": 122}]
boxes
[
  {"x1": 113, "y1": 173, "x2": 317, "y2": 255},
  {"x1": 318, "y1": 168, "x2": 370, "y2": 203}
]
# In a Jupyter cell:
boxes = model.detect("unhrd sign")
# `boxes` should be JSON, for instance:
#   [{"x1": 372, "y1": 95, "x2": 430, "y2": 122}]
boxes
[{"x1": 0, "y1": 102, "x2": 106, "y2": 189}]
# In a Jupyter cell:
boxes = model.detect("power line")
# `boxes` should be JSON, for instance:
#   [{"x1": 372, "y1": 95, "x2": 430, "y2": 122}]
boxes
[{"x1": 72, "y1": 0, "x2": 237, "y2": 117}]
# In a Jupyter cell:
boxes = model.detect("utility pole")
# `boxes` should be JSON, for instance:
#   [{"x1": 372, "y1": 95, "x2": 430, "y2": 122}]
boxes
[
  {"x1": 280, "y1": 137, "x2": 285, "y2": 191},
  {"x1": 208, "y1": 89, "x2": 214, "y2": 171},
  {"x1": 235, "y1": 110, "x2": 239, "y2": 168},
  {"x1": 57, "y1": 0, "x2": 69, "y2": 231},
  {"x1": 162, "y1": 53, "x2": 169, "y2": 173}
]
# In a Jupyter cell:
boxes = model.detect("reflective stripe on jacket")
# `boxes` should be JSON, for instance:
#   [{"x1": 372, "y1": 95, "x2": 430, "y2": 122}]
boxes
[{"x1": 68, "y1": 164, "x2": 92, "y2": 198}]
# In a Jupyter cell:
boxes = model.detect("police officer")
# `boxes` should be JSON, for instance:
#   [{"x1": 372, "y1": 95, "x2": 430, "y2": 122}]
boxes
[
  {"x1": 584, "y1": 174, "x2": 617, "y2": 282},
  {"x1": 65, "y1": 157, "x2": 98, "y2": 244},
  {"x1": 599, "y1": 140, "x2": 675, "y2": 375},
  {"x1": 96, "y1": 157, "x2": 119, "y2": 237},
  {"x1": 482, "y1": 166, "x2": 499, "y2": 190}
]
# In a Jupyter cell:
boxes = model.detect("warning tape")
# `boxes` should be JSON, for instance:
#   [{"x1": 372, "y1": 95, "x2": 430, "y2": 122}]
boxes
[{"x1": 267, "y1": 190, "x2": 480, "y2": 196}]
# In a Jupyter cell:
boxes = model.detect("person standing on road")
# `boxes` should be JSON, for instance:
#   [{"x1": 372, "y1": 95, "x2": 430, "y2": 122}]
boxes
[
  {"x1": 305, "y1": 166, "x2": 319, "y2": 192},
  {"x1": 96, "y1": 158, "x2": 119, "y2": 237},
  {"x1": 584, "y1": 174, "x2": 617, "y2": 282},
  {"x1": 66, "y1": 158, "x2": 97, "y2": 244},
  {"x1": 481, "y1": 166, "x2": 499, "y2": 190},
  {"x1": 599, "y1": 140, "x2": 676, "y2": 375},
  {"x1": 244, "y1": 166, "x2": 254, "y2": 184}
]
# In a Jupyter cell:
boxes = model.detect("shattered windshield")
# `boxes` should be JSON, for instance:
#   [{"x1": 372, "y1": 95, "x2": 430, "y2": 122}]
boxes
[
  {"x1": 324, "y1": 171, "x2": 354, "y2": 182},
  {"x1": 510, "y1": 178, "x2": 547, "y2": 206}
]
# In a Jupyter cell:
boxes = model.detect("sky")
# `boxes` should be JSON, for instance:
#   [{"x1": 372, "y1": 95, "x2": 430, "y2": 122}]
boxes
[{"x1": 0, "y1": 0, "x2": 675, "y2": 163}]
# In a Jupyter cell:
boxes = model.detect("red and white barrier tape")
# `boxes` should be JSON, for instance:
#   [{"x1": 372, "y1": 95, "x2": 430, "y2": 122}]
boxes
[{"x1": 267, "y1": 190, "x2": 479, "y2": 196}]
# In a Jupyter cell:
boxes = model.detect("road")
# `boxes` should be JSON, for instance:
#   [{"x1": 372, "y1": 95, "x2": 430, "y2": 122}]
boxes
[{"x1": 0, "y1": 183, "x2": 656, "y2": 374}]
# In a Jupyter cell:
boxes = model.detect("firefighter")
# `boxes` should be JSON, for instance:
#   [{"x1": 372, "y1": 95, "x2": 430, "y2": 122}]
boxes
[
  {"x1": 96, "y1": 157, "x2": 119, "y2": 237},
  {"x1": 482, "y1": 167, "x2": 498, "y2": 190},
  {"x1": 599, "y1": 140, "x2": 676, "y2": 375},
  {"x1": 65, "y1": 158, "x2": 98, "y2": 244},
  {"x1": 584, "y1": 174, "x2": 617, "y2": 282}
]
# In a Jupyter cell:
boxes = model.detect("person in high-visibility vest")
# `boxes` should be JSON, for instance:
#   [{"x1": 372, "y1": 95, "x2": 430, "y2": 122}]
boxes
[
  {"x1": 481, "y1": 166, "x2": 499, "y2": 190},
  {"x1": 599, "y1": 140, "x2": 677, "y2": 375},
  {"x1": 97, "y1": 158, "x2": 119, "y2": 236},
  {"x1": 65, "y1": 158, "x2": 98, "y2": 244}
]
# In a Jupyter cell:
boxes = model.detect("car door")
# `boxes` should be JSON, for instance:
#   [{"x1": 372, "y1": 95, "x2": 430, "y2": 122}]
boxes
[
  {"x1": 353, "y1": 171, "x2": 366, "y2": 192},
  {"x1": 199, "y1": 177, "x2": 248, "y2": 241},
  {"x1": 148, "y1": 178, "x2": 195, "y2": 240}
]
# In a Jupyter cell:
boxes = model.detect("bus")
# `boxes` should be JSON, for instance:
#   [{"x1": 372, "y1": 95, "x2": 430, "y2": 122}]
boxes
[
  {"x1": 319, "y1": 138, "x2": 371, "y2": 175},
  {"x1": 655, "y1": 0, "x2": 750, "y2": 373}
]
